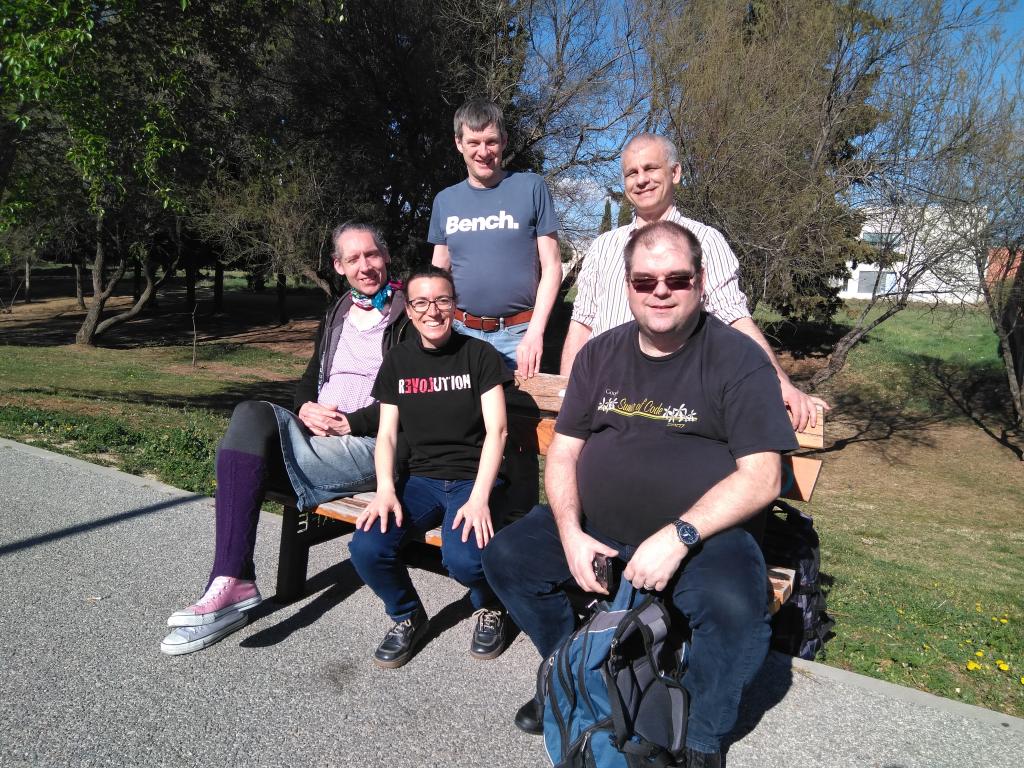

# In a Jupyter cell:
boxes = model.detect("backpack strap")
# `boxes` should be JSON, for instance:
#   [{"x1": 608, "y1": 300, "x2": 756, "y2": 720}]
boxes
[{"x1": 605, "y1": 598, "x2": 672, "y2": 747}]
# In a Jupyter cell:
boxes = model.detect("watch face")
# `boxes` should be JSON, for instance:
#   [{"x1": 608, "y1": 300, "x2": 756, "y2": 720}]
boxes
[{"x1": 675, "y1": 521, "x2": 700, "y2": 546}]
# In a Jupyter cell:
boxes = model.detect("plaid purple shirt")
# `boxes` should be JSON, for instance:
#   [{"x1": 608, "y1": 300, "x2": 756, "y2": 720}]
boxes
[{"x1": 317, "y1": 312, "x2": 388, "y2": 413}]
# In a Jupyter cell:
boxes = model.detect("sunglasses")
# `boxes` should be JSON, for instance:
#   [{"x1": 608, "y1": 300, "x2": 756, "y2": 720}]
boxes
[
  {"x1": 408, "y1": 296, "x2": 455, "y2": 313},
  {"x1": 628, "y1": 273, "x2": 696, "y2": 293}
]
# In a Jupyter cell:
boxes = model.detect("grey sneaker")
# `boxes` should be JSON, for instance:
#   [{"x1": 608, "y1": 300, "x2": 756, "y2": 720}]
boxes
[
  {"x1": 160, "y1": 610, "x2": 248, "y2": 656},
  {"x1": 469, "y1": 607, "x2": 508, "y2": 660},
  {"x1": 373, "y1": 609, "x2": 429, "y2": 669}
]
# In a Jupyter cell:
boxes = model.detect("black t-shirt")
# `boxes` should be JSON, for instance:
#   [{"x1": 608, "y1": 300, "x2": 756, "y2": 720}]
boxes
[
  {"x1": 372, "y1": 332, "x2": 512, "y2": 480},
  {"x1": 556, "y1": 313, "x2": 799, "y2": 545}
]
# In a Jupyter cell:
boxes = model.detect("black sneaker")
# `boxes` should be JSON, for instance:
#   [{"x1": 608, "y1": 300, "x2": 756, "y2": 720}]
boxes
[
  {"x1": 469, "y1": 607, "x2": 507, "y2": 659},
  {"x1": 372, "y1": 608, "x2": 428, "y2": 669}
]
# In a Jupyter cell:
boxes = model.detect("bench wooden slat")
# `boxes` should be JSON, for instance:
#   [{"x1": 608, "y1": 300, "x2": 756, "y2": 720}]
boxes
[
  {"x1": 768, "y1": 566, "x2": 796, "y2": 613},
  {"x1": 316, "y1": 495, "x2": 444, "y2": 546},
  {"x1": 781, "y1": 455, "x2": 822, "y2": 502}
]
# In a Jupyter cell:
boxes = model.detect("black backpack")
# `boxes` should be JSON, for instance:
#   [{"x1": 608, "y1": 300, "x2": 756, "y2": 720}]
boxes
[{"x1": 760, "y1": 501, "x2": 835, "y2": 660}]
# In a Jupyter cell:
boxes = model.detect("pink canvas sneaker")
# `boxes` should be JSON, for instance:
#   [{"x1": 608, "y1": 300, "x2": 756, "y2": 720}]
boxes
[{"x1": 167, "y1": 576, "x2": 262, "y2": 627}]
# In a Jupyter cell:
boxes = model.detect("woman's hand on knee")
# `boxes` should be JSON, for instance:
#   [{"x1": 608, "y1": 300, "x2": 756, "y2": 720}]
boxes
[
  {"x1": 357, "y1": 491, "x2": 403, "y2": 533},
  {"x1": 452, "y1": 498, "x2": 494, "y2": 548}
]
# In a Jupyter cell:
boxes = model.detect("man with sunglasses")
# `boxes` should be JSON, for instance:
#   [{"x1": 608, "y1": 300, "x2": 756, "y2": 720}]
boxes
[
  {"x1": 561, "y1": 133, "x2": 828, "y2": 432},
  {"x1": 429, "y1": 99, "x2": 561, "y2": 377},
  {"x1": 483, "y1": 221, "x2": 798, "y2": 768}
]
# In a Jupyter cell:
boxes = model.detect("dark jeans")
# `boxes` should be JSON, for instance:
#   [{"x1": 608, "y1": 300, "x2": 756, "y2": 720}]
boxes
[
  {"x1": 349, "y1": 476, "x2": 503, "y2": 621},
  {"x1": 481, "y1": 505, "x2": 772, "y2": 753}
]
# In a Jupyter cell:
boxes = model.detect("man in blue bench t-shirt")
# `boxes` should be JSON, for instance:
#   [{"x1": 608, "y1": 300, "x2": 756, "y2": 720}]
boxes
[{"x1": 428, "y1": 99, "x2": 561, "y2": 378}]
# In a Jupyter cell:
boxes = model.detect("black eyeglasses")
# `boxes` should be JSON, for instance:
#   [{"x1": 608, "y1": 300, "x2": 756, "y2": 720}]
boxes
[
  {"x1": 408, "y1": 296, "x2": 455, "y2": 313},
  {"x1": 628, "y1": 273, "x2": 696, "y2": 293}
]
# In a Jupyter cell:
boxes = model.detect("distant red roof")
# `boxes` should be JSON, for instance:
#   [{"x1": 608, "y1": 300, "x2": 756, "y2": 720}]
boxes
[{"x1": 986, "y1": 248, "x2": 1022, "y2": 285}]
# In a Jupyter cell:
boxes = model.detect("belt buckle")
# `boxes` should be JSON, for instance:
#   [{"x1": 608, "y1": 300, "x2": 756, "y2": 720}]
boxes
[{"x1": 481, "y1": 315, "x2": 502, "y2": 332}]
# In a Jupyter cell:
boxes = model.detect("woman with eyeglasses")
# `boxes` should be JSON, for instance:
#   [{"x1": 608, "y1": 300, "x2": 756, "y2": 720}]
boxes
[{"x1": 347, "y1": 264, "x2": 513, "y2": 669}]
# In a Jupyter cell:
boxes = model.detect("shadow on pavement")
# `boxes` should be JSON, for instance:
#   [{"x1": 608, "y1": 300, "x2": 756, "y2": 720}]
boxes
[
  {"x1": 727, "y1": 652, "x2": 794, "y2": 755},
  {"x1": 0, "y1": 493, "x2": 204, "y2": 557},
  {"x1": 242, "y1": 550, "x2": 478, "y2": 651}
]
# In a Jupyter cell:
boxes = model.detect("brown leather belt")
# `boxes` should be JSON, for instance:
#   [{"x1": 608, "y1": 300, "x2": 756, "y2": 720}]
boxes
[{"x1": 455, "y1": 307, "x2": 534, "y2": 332}]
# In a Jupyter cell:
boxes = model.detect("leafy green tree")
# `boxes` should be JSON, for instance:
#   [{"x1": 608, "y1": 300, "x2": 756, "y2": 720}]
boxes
[
  {"x1": 599, "y1": 198, "x2": 612, "y2": 233},
  {"x1": 616, "y1": 197, "x2": 633, "y2": 227},
  {"x1": 642, "y1": 0, "x2": 879, "y2": 322},
  {"x1": 1, "y1": 1, "x2": 95, "y2": 229}
]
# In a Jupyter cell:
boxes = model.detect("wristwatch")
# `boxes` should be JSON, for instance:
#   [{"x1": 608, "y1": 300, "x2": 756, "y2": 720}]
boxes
[{"x1": 673, "y1": 520, "x2": 701, "y2": 547}]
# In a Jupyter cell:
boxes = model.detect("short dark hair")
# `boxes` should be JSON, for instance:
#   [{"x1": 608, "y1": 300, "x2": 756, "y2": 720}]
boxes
[
  {"x1": 623, "y1": 220, "x2": 703, "y2": 275},
  {"x1": 406, "y1": 264, "x2": 457, "y2": 300},
  {"x1": 331, "y1": 222, "x2": 388, "y2": 259},
  {"x1": 453, "y1": 99, "x2": 506, "y2": 140}
]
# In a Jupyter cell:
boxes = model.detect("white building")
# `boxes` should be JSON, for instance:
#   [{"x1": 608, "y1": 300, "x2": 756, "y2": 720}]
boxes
[{"x1": 837, "y1": 206, "x2": 983, "y2": 304}]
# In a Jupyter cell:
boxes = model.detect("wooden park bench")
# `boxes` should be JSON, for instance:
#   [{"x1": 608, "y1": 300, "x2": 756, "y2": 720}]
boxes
[{"x1": 272, "y1": 373, "x2": 825, "y2": 615}]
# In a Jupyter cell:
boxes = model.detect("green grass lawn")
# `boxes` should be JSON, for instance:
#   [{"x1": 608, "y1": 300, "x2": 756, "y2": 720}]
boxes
[
  {"x1": 762, "y1": 302, "x2": 1023, "y2": 717},
  {"x1": 2, "y1": 295, "x2": 1022, "y2": 716}
]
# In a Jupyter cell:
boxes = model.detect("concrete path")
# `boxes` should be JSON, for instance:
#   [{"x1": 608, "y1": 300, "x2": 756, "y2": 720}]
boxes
[{"x1": 1, "y1": 438, "x2": 1021, "y2": 767}]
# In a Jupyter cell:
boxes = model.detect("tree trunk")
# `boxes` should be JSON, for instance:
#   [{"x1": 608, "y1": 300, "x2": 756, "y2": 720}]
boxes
[
  {"x1": 996, "y1": 279, "x2": 1024, "y2": 427},
  {"x1": 301, "y1": 264, "x2": 333, "y2": 297},
  {"x1": 176, "y1": 217, "x2": 196, "y2": 311},
  {"x1": 213, "y1": 261, "x2": 224, "y2": 313},
  {"x1": 185, "y1": 257, "x2": 197, "y2": 311},
  {"x1": 76, "y1": 210, "x2": 127, "y2": 346},
  {"x1": 74, "y1": 258, "x2": 87, "y2": 309},
  {"x1": 76, "y1": 213, "x2": 108, "y2": 345},
  {"x1": 23, "y1": 258, "x2": 31, "y2": 303},
  {"x1": 94, "y1": 257, "x2": 158, "y2": 337},
  {"x1": 977, "y1": 251, "x2": 1024, "y2": 429},
  {"x1": 133, "y1": 258, "x2": 142, "y2": 302},
  {"x1": 809, "y1": 303, "x2": 906, "y2": 389},
  {"x1": 276, "y1": 271, "x2": 288, "y2": 324}
]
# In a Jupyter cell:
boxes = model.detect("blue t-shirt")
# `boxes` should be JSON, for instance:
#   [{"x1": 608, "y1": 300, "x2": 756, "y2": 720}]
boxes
[{"x1": 427, "y1": 171, "x2": 559, "y2": 317}]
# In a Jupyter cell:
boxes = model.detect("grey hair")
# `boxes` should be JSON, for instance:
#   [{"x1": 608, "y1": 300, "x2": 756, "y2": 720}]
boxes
[
  {"x1": 623, "y1": 220, "x2": 703, "y2": 275},
  {"x1": 331, "y1": 222, "x2": 389, "y2": 259},
  {"x1": 623, "y1": 133, "x2": 679, "y2": 168},
  {"x1": 453, "y1": 99, "x2": 506, "y2": 140}
]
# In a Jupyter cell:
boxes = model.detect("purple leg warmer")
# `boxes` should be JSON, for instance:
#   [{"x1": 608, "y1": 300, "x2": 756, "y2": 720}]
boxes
[{"x1": 209, "y1": 447, "x2": 267, "y2": 583}]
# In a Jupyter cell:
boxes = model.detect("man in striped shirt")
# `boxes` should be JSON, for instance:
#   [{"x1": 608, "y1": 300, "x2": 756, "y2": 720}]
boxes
[{"x1": 560, "y1": 134, "x2": 828, "y2": 430}]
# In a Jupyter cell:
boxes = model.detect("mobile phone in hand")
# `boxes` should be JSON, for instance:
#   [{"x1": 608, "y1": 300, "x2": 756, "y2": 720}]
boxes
[{"x1": 593, "y1": 554, "x2": 611, "y2": 591}]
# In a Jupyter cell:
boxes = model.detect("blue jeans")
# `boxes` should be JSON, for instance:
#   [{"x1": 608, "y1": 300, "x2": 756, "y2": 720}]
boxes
[
  {"x1": 348, "y1": 476, "x2": 504, "y2": 621},
  {"x1": 269, "y1": 403, "x2": 376, "y2": 510},
  {"x1": 482, "y1": 505, "x2": 772, "y2": 753},
  {"x1": 453, "y1": 319, "x2": 528, "y2": 372}
]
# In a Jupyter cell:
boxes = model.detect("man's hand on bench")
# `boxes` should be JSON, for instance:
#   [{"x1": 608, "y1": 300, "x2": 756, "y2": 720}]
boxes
[{"x1": 780, "y1": 380, "x2": 830, "y2": 433}]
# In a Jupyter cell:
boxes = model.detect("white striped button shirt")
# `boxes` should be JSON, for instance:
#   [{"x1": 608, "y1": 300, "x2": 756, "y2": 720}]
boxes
[{"x1": 571, "y1": 207, "x2": 750, "y2": 337}]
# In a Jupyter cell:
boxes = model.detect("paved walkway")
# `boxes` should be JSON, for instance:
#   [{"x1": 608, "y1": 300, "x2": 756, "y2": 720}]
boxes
[{"x1": 1, "y1": 438, "x2": 1021, "y2": 767}]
